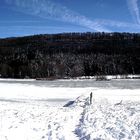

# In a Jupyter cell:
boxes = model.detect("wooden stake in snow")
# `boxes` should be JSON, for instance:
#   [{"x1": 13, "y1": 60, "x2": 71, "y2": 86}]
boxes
[{"x1": 90, "y1": 92, "x2": 93, "y2": 105}]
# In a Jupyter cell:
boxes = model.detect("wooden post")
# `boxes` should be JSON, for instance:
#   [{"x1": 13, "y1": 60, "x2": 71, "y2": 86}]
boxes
[{"x1": 90, "y1": 92, "x2": 93, "y2": 105}]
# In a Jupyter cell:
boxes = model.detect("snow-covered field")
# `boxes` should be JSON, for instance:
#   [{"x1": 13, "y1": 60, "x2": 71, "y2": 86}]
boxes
[{"x1": 0, "y1": 79, "x2": 140, "y2": 140}]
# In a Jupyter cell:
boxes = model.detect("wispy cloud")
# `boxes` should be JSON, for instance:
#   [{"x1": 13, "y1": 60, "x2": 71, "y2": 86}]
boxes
[
  {"x1": 127, "y1": 0, "x2": 140, "y2": 24},
  {"x1": 95, "y1": 19, "x2": 140, "y2": 29},
  {"x1": 4, "y1": 0, "x2": 110, "y2": 32},
  {"x1": 3, "y1": 0, "x2": 140, "y2": 34}
]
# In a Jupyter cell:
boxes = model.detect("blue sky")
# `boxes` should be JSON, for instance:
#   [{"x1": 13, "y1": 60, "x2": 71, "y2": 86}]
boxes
[{"x1": 0, "y1": 0, "x2": 140, "y2": 38}]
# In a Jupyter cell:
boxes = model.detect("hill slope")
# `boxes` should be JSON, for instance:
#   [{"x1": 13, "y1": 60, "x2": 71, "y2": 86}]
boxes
[{"x1": 0, "y1": 32, "x2": 140, "y2": 78}]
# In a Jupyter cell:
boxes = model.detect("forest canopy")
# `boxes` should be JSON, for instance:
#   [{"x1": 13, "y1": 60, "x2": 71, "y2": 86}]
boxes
[{"x1": 0, "y1": 32, "x2": 140, "y2": 78}]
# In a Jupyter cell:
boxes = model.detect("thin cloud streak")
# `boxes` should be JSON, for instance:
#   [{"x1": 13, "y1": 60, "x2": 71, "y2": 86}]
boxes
[
  {"x1": 127, "y1": 0, "x2": 140, "y2": 24},
  {"x1": 5, "y1": 0, "x2": 110, "y2": 32},
  {"x1": 95, "y1": 19, "x2": 140, "y2": 29},
  {"x1": 3, "y1": 0, "x2": 140, "y2": 33}
]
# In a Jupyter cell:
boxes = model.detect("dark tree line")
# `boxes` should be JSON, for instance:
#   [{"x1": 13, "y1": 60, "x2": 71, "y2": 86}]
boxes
[{"x1": 0, "y1": 32, "x2": 140, "y2": 78}]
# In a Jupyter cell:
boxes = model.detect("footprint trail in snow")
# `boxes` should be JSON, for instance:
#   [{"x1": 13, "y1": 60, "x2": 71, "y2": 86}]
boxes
[{"x1": 1, "y1": 95, "x2": 140, "y2": 140}]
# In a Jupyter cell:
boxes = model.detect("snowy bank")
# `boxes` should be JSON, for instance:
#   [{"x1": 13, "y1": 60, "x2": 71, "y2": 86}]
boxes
[
  {"x1": 0, "y1": 79, "x2": 140, "y2": 139},
  {"x1": 1, "y1": 95, "x2": 140, "y2": 140}
]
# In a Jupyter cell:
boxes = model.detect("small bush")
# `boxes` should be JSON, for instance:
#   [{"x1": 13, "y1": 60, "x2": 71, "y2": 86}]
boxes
[{"x1": 95, "y1": 75, "x2": 109, "y2": 81}]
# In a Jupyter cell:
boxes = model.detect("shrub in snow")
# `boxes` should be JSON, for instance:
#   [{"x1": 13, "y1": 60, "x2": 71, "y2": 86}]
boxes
[{"x1": 95, "y1": 75, "x2": 109, "y2": 81}]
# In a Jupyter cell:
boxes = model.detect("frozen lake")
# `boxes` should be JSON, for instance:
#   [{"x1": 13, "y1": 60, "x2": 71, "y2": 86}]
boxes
[
  {"x1": 0, "y1": 78, "x2": 140, "y2": 89},
  {"x1": 0, "y1": 78, "x2": 140, "y2": 106}
]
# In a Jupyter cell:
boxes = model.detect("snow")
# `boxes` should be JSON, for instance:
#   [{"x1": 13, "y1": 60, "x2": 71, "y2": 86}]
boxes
[
  {"x1": 0, "y1": 79, "x2": 140, "y2": 140},
  {"x1": 0, "y1": 102, "x2": 82, "y2": 140},
  {"x1": 71, "y1": 74, "x2": 140, "y2": 80},
  {"x1": 0, "y1": 78, "x2": 35, "y2": 81},
  {"x1": 75, "y1": 99, "x2": 140, "y2": 140}
]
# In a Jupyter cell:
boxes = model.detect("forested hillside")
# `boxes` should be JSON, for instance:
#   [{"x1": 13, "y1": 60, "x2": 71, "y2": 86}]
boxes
[{"x1": 0, "y1": 32, "x2": 140, "y2": 78}]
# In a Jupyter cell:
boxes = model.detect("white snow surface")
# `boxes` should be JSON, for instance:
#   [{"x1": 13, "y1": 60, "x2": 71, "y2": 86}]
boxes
[{"x1": 0, "y1": 79, "x2": 140, "y2": 140}]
